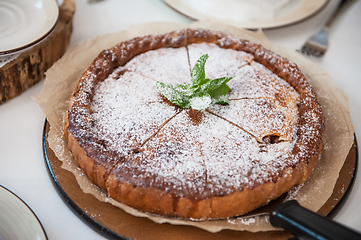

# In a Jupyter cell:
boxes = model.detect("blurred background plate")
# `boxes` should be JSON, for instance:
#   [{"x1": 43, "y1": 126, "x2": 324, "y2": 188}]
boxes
[
  {"x1": 0, "y1": 0, "x2": 59, "y2": 56},
  {"x1": 0, "y1": 185, "x2": 47, "y2": 240},
  {"x1": 163, "y1": 0, "x2": 329, "y2": 29}
]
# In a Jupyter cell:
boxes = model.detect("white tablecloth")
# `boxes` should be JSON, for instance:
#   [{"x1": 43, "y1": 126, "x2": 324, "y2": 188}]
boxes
[{"x1": 0, "y1": 0, "x2": 360, "y2": 239}]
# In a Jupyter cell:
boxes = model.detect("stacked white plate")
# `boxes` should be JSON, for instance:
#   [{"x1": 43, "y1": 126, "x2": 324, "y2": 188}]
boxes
[{"x1": 0, "y1": 0, "x2": 59, "y2": 65}]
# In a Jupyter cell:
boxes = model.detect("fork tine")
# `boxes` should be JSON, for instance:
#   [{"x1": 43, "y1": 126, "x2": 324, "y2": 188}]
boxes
[
  {"x1": 309, "y1": 48, "x2": 318, "y2": 56},
  {"x1": 300, "y1": 45, "x2": 311, "y2": 55},
  {"x1": 300, "y1": 46, "x2": 310, "y2": 54},
  {"x1": 315, "y1": 50, "x2": 324, "y2": 57},
  {"x1": 300, "y1": 41, "x2": 326, "y2": 57},
  {"x1": 299, "y1": 0, "x2": 356, "y2": 57}
]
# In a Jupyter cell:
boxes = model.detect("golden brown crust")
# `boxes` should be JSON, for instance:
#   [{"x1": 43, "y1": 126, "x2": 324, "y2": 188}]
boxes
[
  {"x1": 64, "y1": 113, "x2": 111, "y2": 190},
  {"x1": 209, "y1": 162, "x2": 305, "y2": 219},
  {"x1": 63, "y1": 28, "x2": 325, "y2": 220},
  {"x1": 106, "y1": 175, "x2": 213, "y2": 219}
]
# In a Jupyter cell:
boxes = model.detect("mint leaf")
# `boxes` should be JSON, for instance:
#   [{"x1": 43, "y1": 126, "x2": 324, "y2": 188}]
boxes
[
  {"x1": 207, "y1": 76, "x2": 233, "y2": 92},
  {"x1": 208, "y1": 76, "x2": 233, "y2": 104},
  {"x1": 156, "y1": 81, "x2": 191, "y2": 109},
  {"x1": 191, "y1": 54, "x2": 208, "y2": 86},
  {"x1": 210, "y1": 82, "x2": 230, "y2": 104},
  {"x1": 156, "y1": 54, "x2": 233, "y2": 110}
]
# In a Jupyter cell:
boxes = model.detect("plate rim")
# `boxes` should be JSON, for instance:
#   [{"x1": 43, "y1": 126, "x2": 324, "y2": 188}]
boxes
[
  {"x1": 42, "y1": 120, "x2": 127, "y2": 240},
  {"x1": 0, "y1": 185, "x2": 48, "y2": 240},
  {"x1": 163, "y1": 0, "x2": 330, "y2": 30},
  {"x1": 0, "y1": 0, "x2": 60, "y2": 56}
]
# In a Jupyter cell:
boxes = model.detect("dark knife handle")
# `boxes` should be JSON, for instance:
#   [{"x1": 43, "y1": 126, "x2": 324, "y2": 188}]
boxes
[{"x1": 270, "y1": 200, "x2": 361, "y2": 240}]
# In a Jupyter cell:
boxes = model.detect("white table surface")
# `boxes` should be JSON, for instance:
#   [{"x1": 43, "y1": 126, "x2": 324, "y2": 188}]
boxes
[{"x1": 0, "y1": 0, "x2": 360, "y2": 239}]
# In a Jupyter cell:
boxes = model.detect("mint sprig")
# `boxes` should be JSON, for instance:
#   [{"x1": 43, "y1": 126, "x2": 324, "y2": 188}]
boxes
[{"x1": 156, "y1": 54, "x2": 233, "y2": 111}]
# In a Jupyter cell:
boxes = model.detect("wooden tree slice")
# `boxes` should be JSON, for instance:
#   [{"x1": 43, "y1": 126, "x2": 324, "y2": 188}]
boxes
[{"x1": 0, "y1": 0, "x2": 75, "y2": 105}]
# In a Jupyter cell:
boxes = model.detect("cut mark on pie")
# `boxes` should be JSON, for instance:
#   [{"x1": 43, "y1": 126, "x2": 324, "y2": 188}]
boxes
[
  {"x1": 135, "y1": 109, "x2": 184, "y2": 152},
  {"x1": 187, "y1": 42, "x2": 254, "y2": 80},
  {"x1": 228, "y1": 96, "x2": 274, "y2": 101},
  {"x1": 185, "y1": 109, "x2": 205, "y2": 125},
  {"x1": 120, "y1": 46, "x2": 191, "y2": 85},
  {"x1": 207, "y1": 97, "x2": 298, "y2": 143},
  {"x1": 185, "y1": 45, "x2": 193, "y2": 76},
  {"x1": 205, "y1": 109, "x2": 261, "y2": 143}
]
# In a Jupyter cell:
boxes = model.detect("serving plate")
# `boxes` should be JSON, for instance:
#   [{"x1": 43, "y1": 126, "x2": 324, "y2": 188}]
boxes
[
  {"x1": 42, "y1": 120, "x2": 358, "y2": 240},
  {"x1": 0, "y1": 0, "x2": 59, "y2": 56},
  {"x1": 0, "y1": 185, "x2": 48, "y2": 240},
  {"x1": 163, "y1": 0, "x2": 329, "y2": 29}
]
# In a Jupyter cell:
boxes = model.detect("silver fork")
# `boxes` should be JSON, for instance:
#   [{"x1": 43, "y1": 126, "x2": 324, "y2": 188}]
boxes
[{"x1": 300, "y1": 0, "x2": 356, "y2": 57}]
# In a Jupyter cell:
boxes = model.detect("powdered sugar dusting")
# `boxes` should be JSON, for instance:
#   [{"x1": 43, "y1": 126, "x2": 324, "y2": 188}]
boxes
[
  {"x1": 208, "y1": 98, "x2": 298, "y2": 142},
  {"x1": 188, "y1": 43, "x2": 252, "y2": 79},
  {"x1": 131, "y1": 111, "x2": 207, "y2": 199},
  {"x1": 133, "y1": 110, "x2": 296, "y2": 197},
  {"x1": 100, "y1": 70, "x2": 161, "y2": 105},
  {"x1": 90, "y1": 72, "x2": 180, "y2": 156},
  {"x1": 228, "y1": 62, "x2": 299, "y2": 101},
  {"x1": 199, "y1": 112, "x2": 260, "y2": 194},
  {"x1": 123, "y1": 47, "x2": 191, "y2": 84},
  {"x1": 251, "y1": 61, "x2": 299, "y2": 102}
]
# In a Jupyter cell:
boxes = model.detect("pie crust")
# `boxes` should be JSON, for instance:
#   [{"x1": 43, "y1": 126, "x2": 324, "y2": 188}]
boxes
[{"x1": 63, "y1": 29, "x2": 325, "y2": 220}]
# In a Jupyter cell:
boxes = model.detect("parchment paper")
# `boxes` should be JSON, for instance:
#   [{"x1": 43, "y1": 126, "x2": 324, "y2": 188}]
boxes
[{"x1": 33, "y1": 20, "x2": 354, "y2": 233}]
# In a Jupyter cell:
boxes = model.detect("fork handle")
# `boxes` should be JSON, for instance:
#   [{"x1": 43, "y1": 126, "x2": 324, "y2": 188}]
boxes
[
  {"x1": 325, "y1": 0, "x2": 356, "y2": 29},
  {"x1": 270, "y1": 200, "x2": 361, "y2": 240}
]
